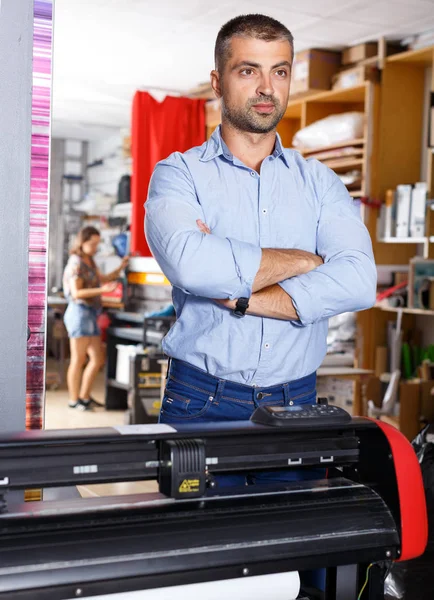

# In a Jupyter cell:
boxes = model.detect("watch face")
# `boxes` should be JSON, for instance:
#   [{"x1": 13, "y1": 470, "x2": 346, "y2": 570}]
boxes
[
  {"x1": 234, "y1": 297, "x2": 249, "y2": 318},
  {"x1": 236, "y1": 298, "x2": 249, "y2": 309}
]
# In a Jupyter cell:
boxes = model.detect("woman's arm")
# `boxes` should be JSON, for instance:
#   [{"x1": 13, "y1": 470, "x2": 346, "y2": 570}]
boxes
[
  {"x1": 98, "y1": 257, "x2": 129, "y2": 283},
  {"x1": 69, "y1": 277, "x2": 116, "y2": 300}
]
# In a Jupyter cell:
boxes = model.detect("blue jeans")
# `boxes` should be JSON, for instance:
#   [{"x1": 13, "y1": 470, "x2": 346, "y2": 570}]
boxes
[
  {"x1": 160, "y1": 359, "x2": 325, "y2": 487},
  {"x1": 160, "y1": 359, "x2": 326, "y2": 591}
]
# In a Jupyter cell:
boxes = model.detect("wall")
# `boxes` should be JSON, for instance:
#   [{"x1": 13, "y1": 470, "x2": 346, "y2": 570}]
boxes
[
  {"x1": 48, "y1": 132, "x2": 130, "y2": 290},
  {"x1": 48, "y1": 138, "x2": 66, "y2": 292},
  {"x1": 0, "y1": 0, "x2": 33, "y2": 431},
  {"x1": 48, "y1": 138, "x2": 88, "y2": 291},
  {"x1": 87, "y1": 130, "x2": 131, "y2": 199}
]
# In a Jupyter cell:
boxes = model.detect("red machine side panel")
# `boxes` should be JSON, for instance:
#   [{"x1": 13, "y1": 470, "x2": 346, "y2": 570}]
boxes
[{"x1": 372, "y1": 420, "x2": 428, "y2": 561}]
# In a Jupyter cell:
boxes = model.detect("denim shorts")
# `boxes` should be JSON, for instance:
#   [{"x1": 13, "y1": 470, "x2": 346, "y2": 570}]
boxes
[{"x1": 64, "y1": 302, "x2": 100, "y2": 338}]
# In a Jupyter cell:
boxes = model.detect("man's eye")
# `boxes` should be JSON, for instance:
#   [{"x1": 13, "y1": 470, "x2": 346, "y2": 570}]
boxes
[
  {"x1": 241, "y1": 68, "x2": 253, "y2": 76},
  {"x1": 276, "y1": 69, "x2": 287, "y2": 77}
]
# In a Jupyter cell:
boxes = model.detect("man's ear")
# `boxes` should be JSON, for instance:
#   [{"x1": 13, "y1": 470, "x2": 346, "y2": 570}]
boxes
[{"x1": 210, "y1": 70, "x2": 222, "y2": 99}]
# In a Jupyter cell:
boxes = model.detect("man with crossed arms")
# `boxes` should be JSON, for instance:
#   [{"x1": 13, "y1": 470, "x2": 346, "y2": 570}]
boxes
[{"x1": 145, "y1": 13, "x2": 376, "y2": 488}]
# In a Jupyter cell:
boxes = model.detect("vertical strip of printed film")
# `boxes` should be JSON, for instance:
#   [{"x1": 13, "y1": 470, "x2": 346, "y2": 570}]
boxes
[{"x1": 26, "y1": 0, "x2": 53, "y2": 430}]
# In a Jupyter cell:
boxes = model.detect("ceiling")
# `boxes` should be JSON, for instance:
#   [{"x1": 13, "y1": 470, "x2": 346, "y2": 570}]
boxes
[{"x1": 52, "y1": 0, "x2": 434, "y2": 140}]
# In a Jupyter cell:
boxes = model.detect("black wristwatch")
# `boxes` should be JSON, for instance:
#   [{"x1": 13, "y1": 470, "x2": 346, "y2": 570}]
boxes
[{"x1": 233, "y1": 297, "x2": 249, "y2": 318}]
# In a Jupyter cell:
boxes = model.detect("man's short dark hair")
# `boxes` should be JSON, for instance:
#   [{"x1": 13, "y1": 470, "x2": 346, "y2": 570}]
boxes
[{"x1": 215, "y1": 14, "x2": 294, "y2": 72}]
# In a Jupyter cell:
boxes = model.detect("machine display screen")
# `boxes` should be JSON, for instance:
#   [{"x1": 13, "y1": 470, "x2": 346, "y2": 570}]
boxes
[{"x1": 268, "y1": 406, "x2": 302, "y2": 413}]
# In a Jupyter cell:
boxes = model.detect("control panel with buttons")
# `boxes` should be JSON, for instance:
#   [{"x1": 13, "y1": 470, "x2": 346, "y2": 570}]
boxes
[{"x1": 250, "y1": 399, "x2": 351, "y2": 428}]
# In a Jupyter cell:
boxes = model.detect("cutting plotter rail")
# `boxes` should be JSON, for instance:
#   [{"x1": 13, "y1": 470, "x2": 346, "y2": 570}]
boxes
[{"x1": 0, "y1": 404, "x2": 428, "y2": 600}]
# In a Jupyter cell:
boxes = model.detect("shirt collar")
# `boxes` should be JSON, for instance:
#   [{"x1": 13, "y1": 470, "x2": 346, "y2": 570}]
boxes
[
  {"x1": 200, "y1": 124, "x2": 290, "y2": 168},
  {"x1": 199, "y1": 125, "x2": 231, "y2": 162},
  {"x1": 272, "y1": 131, "x2": 290, "y2": 168}
]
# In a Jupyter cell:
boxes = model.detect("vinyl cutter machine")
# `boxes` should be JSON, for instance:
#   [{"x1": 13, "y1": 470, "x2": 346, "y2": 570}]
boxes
[{"x1": 0, "y1": 403, "x2": 428, "y2": 599}]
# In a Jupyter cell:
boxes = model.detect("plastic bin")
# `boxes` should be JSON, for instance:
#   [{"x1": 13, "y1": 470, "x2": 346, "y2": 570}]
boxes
[{"x1": 116, "y1": 344, "x2": 141, "y2": 386}]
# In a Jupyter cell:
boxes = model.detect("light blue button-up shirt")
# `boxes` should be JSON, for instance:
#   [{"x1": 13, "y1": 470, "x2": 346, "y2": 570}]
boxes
[{"x1": 145, "y1": 126, "x2": 376, "y2": 386}]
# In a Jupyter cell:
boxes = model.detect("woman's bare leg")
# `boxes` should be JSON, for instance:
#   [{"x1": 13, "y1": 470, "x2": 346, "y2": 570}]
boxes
[
  {"x1": 79, "y1": 336, "x2": 104, "y2": 400},
  {"x1": 67, "y1": 337, "x2": 89, "y2": 403}
]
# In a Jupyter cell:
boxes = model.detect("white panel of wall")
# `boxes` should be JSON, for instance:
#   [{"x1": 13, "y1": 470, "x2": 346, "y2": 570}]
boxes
[
  {"x1": 0, "y1": 0, "x2": 33, "y2": 431},
  {"x1": 87, "y1": 130, "x2": 131, "y2": 199}
]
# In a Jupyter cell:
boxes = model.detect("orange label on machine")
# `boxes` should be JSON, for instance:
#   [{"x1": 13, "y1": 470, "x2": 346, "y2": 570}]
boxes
[{"x1": 128, "y1": 272, "x2": 170, "y2": 286}]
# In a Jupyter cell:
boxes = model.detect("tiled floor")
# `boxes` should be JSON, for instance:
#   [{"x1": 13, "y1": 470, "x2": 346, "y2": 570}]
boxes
[
  {"x1": 44, "y1": 365, "x2": 158, "y2": 497},
  {"x1": 44, "y1": 368, "x2": 125, "y2": 431}
]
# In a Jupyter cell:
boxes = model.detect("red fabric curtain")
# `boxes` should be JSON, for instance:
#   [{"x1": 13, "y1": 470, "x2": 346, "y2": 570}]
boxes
[{"x1": 131, "y1": 91, "x2": 207, "y2": 256}]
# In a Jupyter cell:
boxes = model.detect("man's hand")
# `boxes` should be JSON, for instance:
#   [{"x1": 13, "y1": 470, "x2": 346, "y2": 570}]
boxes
[
  {"x1": 215, "y1": 287, "x2": 298, "y2": 321},
  {"x1": 215, "y1": 298, "x2": 237, "y2": 310},
  {"x1": 197, "y1": 219, "x2": 211, "y2": 235}
]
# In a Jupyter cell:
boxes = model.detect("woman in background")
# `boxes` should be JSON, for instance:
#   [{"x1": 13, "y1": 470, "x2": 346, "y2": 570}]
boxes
[{"x1": 63, "y1": 226, "x2": 128, "y2": 411}]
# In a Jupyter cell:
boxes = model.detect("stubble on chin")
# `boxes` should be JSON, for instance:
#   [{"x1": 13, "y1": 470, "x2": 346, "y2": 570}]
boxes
[{"x1": 221, "y1": 99, "x2": 285, "y2": 134}]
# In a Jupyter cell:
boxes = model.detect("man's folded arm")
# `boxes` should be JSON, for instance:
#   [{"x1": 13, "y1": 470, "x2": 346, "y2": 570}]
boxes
[
  {"x1": 278, "y1": 176, "x2": 377, "y2": 326},
  {"x1": 145, "y1": 157, "x2": 324, "y2": 300},
  {"x1": 145, "y1": 158, "x2": 262, "y2": 300}
]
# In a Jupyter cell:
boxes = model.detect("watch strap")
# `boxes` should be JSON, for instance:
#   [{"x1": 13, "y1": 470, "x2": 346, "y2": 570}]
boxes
[{"x1": 233, "y1": 297, "x2": 249, "y2": 318}]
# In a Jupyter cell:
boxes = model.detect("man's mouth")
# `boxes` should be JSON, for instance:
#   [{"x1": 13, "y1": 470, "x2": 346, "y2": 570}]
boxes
[{"x1": 251, "y1": 103, "x2": 275, "y2": 114}]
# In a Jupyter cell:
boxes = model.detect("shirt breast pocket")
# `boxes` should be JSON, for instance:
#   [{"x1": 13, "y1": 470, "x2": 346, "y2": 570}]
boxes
[{"x1": 269, "y1": 175, "x2": 320, "y2": 252}]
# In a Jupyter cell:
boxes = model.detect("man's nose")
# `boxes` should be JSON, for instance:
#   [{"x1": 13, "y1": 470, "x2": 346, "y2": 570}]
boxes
[{"x1": 256, "y1": 74, "x2": 274, "y2": 97}]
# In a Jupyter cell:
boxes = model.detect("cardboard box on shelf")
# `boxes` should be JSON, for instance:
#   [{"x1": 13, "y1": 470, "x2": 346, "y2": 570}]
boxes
[
  {"x1": 332, "y1": 65, "x2": 380, "y2": 90},
  {"x1": 291, "y1": 49, "x2": 341, "y2": 95},
  {"x1": 342, "y1": 42, "x2": 378, "y2": 65}
]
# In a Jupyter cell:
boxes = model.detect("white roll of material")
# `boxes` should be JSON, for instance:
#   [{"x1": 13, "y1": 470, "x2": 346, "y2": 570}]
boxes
[{"x1": 68, "y1": 571, "x2": 300, "y2": 600}]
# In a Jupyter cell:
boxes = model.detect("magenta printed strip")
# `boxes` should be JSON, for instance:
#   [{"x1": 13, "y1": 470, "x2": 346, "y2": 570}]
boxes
[{"x1": 27, "y1": 0, "x2": 53, "y2": 430}]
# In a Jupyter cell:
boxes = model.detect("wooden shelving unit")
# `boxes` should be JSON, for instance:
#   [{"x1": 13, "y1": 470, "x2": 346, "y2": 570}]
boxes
[
  {"x1": 378, "y1": 236, "x2": 428, "y2": 244},
  {"x1": 359, "y1": 44, "x2": 434, "y2": 373},
  {"x1": 205, "y1": 82, "x2": 377, "y2": 201},
  {"x1": 280, "y1": 82, "x2": 376, "y2": 206},
  {"x1": 386, "y1": 45, "x2": 434, "y2": 66},
  {"x1": 376, "y1": 304, "x2": 434, "y2": 317},
  {"x1": 372, "y1": 44, "x2": 434, "y2": 262},
  {"x1": 298, "y1": 137, "x2": 365, "y2": 156},
  {"x1": 202, "y1": 47, "x2": 434, "y2": 378},
  {"x1": 284, "y1": 82, "x2": 367, "y2": 115},
  {"x1": 323, "y1": 157, "x2": 364, "y2": 169}
]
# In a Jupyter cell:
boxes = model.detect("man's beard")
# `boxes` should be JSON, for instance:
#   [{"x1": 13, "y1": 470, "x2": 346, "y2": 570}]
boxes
[{"x1": 221, "y1": 95, "x2": 286, "y2": 134}]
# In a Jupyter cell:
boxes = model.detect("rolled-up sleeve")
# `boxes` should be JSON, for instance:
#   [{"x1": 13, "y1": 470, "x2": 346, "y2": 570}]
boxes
[
  {"x1": 279, "y1": 168, "x2": 377, "y2": 326},
  {"x1": 145, "y1": 155, "x2": 262, "y2": 299}
]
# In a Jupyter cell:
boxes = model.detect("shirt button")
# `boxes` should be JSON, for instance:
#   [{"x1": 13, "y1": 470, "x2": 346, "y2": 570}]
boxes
[
  {"x1": 262, "y1": 209, "x2": 268, "y2": 214},
  {"x1": 250, "y1": 171, "x2": 256, "y2": 176},
  {"x1": 264, "y1": 343, "x2": 270, "y2": 349}
]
